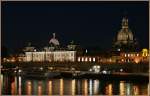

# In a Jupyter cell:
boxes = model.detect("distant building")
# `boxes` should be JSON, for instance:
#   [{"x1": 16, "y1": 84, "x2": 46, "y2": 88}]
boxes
[
  {"x1": 23, "y1": 33, "x2": 76, "y2": 62},
  {"x1": 112, "y1": 17, "x2": 139, "y2": 52},
  {"x1": 23, "y1": 42, "x2": 35, "y2": 52}
]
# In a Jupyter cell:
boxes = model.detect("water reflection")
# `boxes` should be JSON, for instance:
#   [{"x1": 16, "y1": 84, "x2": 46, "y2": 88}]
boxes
[
  {"x1": 60, "y1": 79, "x2": 63, "y2": 95},
  {"x1": 71, "y1": 79, "x2": 75, "y2": 96},
  {"x1": 18, "y1": 76, "x2": 22, "y2": 95},
  {"x1": 83, "y1": 79, "x2": 88, "y2": 95},
  {"x1": 26, "y1": 81, "x2": 32, "y2": 95},
  {"x1": 105, "y1": 83, "x2": 112, "y2": 95},
  {"x1": 133, "y1": 85, "x2": 139, "y2": 95},
  {"x1": 48, "y1": 80, "x2": 52, "y2": 95},
  {"x1": 93, "y1": 79, "x2": 99, "y2": 95},
  {"x1": 1, "y1": 74, "x2": 148, "y2": 95},
  {"x1": 38, "y1": 81, "x2": 42, "y2": 95}
]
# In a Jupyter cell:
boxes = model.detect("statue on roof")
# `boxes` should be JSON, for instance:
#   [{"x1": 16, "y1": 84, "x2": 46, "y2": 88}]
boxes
[{"x1": 49, "y1": 33, "x2": 60, "y2": 46}]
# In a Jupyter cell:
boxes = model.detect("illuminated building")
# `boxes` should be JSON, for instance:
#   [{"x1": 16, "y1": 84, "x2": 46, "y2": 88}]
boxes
[
  {"x1": 23, "y1": 33, "x2": 76, "y2": 62},
  {"x1": 112, "y1": 16, "x2": 139, "y2": 52}
]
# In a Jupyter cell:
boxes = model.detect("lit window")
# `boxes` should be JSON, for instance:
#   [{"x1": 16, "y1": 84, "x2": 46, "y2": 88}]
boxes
[
  {"x1": 125, "y1": 54, "x2": 127, "y2": 57},
  {"x1": 128, "y1": 54, "x2": 130, "y2": 57},
  {"x1": 85, "y1": 58, "x2": 88, "y2": 62},
  {"x1": 93, "y1": 58, "x2": 95, "y2": 62},
  {"x1": 89, "y1": 58, "x2": 91, "y2": 62},
  {"x1": 78, "y1": 57, "x2": 80, "y2": 62},
  {"x1": 82, "y1": 58, "x2": 84, "y2": 62},
  {"x1": 127, "y1": 59, "x2": 130, "y2": 62},
  {"x1": 137, "y1": 54, "x2": 139, "y2": 57},
  {"x1": 109, "y1": 59, "x2": 112, "y2": 62}
]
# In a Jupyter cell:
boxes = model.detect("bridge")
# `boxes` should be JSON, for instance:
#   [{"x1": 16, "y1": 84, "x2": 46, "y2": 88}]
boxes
[{"x1": 2, "y1": 62, "x2": 149, "y2": 73}]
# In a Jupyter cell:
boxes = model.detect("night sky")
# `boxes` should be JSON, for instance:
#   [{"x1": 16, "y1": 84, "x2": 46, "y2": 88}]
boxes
[{"x1": 2, "y1": 1, "x2": 149, "y2": 53}]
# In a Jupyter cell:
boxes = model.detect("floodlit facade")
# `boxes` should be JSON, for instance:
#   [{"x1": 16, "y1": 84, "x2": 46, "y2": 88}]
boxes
[
  {"x1": 25, "y1": 51, "x2": 76, "y2": 62},
  {"x1": 23, "y1": 33, "x2": 76, "y2": 62}
]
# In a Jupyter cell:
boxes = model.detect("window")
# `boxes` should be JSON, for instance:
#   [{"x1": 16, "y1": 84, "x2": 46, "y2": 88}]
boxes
[{"x1": 93, "y1": 58, "x2": 95, "y2": 62}]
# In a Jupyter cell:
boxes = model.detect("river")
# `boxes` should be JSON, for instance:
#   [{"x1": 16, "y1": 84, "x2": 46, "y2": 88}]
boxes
[{"x1": 1, "y1": 74, "x2": 149, "y2": 95}]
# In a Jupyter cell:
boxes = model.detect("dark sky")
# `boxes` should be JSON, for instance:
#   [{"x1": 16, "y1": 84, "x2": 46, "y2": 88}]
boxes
[{"x1": 2, "y1": 1, "x2": 149, "y2": 53}]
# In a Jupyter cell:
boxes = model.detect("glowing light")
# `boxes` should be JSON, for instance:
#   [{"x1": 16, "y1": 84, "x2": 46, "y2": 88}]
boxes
[
  {"x1": 18, "y1": 76, "x2": 22, "y2": 95},
  {"x1": 93, "y1": 58, "x2": 95, "y2": 62},
  {"x1": 48, "y1": 80, "x2": 52, "y2": 95},
  {"x1": 142, "y1": 48, "x2": 148, "y2": 57},
  {"x1": 19, "y1": 69, "x2": 22, "y2": 73},
  {"x1": 93, "y1": 80, "x2": 99, "y2": 94},
  {"x1": 120, "y1": 81, "x2": 125, "y2": 95},
  {"x1": 126, "y1": 83, "x2": 131, "y2": 95},
  {"x1": 89, "y1": 69, "x2": 92, "y2": 72},
  {"x1": 97, "y1": 66, "x2": 100, "y2": 69},
  {"x1": 84, "y1": 79, "x2": 88, "y2": 95},
  {"x1": 117, "y1": 48, "x2": 121, "y2": 51},
  {"x1": 82, "y1": 58, "x2": 84, "y2": 62},
  {"x1": 60, "y1": 79, "x2": 64, "y2": 95},
  {"x1": 120, "y1": 69, "x2": 123, "y2": 72},
  {"x1": 125, "y1": 54, "x2": 127, "y2": 57},
  {"x1": 89, "y1": 58, "x2": 91, "y2": 62},
  {"x1": 105, "y1": 83, "x2": 112, "y2": 95},
  {"x1": 40, "y1": 67, "x2": 43, "y2": 70},
  {"x1": 27, "y1": 81, "x2": 32, "y2": 95},
  {"x1": 85, "y1": 49, "x2": 88, "y2": 53},
  {"x1": 85, "y1": 58, "x2": 88, "y2": 62},
  {"x1": 102, "y1": 70, "x2": 107, "y2": 74},
  {"x1": 38, "y1": 85, "x2": 42, "y2": 95},
  {"x1": 72, "y1": 79, "x2": 76, "y2": 96},
  {"x1": 128, "y1": 54, "x2": 130, "y2": 57},
  {"x1": 78, "y1": 57, "x2": 80, "y2": 62},
  {"x1": 134, "y1": 58, "x2": 140, "y2": 64},
  {"x1": 133, "y1": 85, "x2": 139, "y2": 95},
  {"x1": 89, "y1": 79, "x2": 93, "y2": 95}
]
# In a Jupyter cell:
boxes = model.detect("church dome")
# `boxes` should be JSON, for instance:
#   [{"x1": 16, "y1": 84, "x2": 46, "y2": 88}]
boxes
[
  {"x1": 117, "y1": 17, "x2": 134, "y2": 44},
  {"x1": 117, "y1": 29, "x2": 133, "y2": 41}
]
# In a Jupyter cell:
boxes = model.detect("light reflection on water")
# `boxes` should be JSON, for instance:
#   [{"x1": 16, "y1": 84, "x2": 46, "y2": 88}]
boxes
[{"x1": 1, "y1": 74, "x2": 148, "y2": 95}]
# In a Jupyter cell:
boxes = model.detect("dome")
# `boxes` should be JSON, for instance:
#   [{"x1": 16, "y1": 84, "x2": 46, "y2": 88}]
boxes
[
  {"x1": 117, "y1": 29, "x2": 133, "y2": 42},
  {"x1": 49, "y1": 33, "x2": 60, "y2": 46},
  {"x1": 116, "y1": 17, "x2": 134, "y2": 44}
]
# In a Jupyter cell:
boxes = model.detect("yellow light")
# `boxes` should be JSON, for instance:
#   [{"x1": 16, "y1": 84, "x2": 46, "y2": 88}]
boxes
[
  {"x1": 82, "y1": 58, "x2": 84, "y2": 62},
  {"x1": 48, "y1": 80, "x2": 52, "y2": 95},
  {"x1": 85, "y1": 58, "x2": 88, "y2": 62},
  {"x1": 89, "y1": 58, "x2": 91, "y2": 62},
  {"x1": 142, "y1": 48, "x2": 148, "y2": 57},
  {"x1": 78, "y1": 57, "x2": 80, "y2": 62},
  {"x1": 72, "y1": 79, "x2": 75, "y2": 96},
  {"x1": 134, "y1": 58, "x2": 140, "y2": 64},
  {"x1": 60, "y1": 79, "x2": 63, "y2": 95},
  {"x1": 125, "y1": 54, "x2": 127, "y2": 57}
]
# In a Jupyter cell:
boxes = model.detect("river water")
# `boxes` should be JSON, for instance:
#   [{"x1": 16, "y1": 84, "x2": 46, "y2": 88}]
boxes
[{"x1": 1, "y1": 74, "x2": 149, "y2": 95}]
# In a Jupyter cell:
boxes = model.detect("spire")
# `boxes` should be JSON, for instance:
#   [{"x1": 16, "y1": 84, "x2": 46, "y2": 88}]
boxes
[
  {"x1": 121, "y1": 17, "x2": 128, "y2": 29},
  {"x1": 53, "y1": 33, "x2": 56, "y2": 38},
  {"x1": 121, "y1": 11, "x2": 128, "y2": 29}
]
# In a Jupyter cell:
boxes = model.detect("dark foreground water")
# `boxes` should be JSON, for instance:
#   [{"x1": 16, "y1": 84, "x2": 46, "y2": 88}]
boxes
[{"x1": 1, "y1": 74, "x2": 149, "y2": 95}]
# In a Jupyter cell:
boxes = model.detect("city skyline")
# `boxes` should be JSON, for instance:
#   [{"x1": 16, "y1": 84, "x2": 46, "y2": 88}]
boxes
[{"x1": 2, "y1": 1, "x2": 149, "y2": 53}]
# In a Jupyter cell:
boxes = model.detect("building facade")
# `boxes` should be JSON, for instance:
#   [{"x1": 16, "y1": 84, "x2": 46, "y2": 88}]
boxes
[{"x1": 25, "y1": 51, "x2": 76, "y2": 62}]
